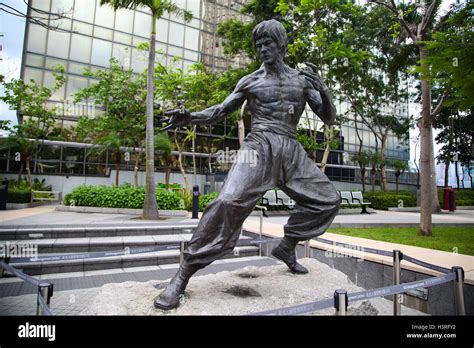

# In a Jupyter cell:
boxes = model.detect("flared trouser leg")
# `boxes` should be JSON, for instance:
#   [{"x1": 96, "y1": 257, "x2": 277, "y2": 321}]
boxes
[
  {"x1": 281, "y1": 141, "x2": 340, "y2": 241},
  {"x1": 183, "y1": 132, "x2": 278, "y2": 268},
  {"x1": 183, "y1": 132, "x2": 340, "y2": 268}
]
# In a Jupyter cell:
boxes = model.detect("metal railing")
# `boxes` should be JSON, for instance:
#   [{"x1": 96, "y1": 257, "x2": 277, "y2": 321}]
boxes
[
  {"x1": 0, "y1": 259, "x2": 53, "y2": 316},
  {"x1": 248, "y1": 237, "x2": 466, "y2": 316},
  {"x1": 1, "y1": 233, "x2": 467, "y2": 316}
]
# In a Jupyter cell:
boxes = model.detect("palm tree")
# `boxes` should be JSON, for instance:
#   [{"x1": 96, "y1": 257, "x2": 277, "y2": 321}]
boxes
[
  {"x1": 154, "y1": 132, "x2": 173, "y2": 189},
  {"x1": 100, "y1": 0, "x2": 192, "y2": 219},
  {"x1": 350, "y1": 150, "x2": 371, "y2": 193},
  {"x1": 389, "y1": 160, "x2": 409, "y2": 194}
]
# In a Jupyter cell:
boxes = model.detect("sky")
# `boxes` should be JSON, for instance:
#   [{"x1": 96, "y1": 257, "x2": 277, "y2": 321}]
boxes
[
  {"x1": 0, "y1": 0, "x2": 464, "y2": 173},
  {"x1": 0, "y1": 0, "x2": 27, "y2": 126}
]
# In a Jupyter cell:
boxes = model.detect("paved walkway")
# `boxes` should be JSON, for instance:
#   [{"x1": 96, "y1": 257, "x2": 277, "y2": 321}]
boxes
[
  {"x1": 0, "y1": 205, "x2": 473, "y2": 315},
  {"x1": 0, "y1": 256, "x2": 279, "y2": 315}
]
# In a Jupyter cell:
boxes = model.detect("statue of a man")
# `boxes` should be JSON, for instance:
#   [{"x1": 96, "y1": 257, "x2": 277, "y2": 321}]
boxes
[{"x1": 154, "y1": 19, "x2": 340, "y2": 310}]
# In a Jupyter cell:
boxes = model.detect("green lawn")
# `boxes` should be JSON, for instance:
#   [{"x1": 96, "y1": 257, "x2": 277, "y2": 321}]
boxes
[{"x1": 327, "y1": 227, "x2": 474, "y2": 256}]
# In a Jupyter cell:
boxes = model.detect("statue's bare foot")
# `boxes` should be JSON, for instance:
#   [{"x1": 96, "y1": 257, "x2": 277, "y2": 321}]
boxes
[{"x1": 271, "y1": 244, "x2": 309, "y2": 274}]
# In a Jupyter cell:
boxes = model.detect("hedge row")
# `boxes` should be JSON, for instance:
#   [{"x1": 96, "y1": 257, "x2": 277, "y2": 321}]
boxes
[
  {"x1": 199, "y1": 191, "x2": 219, "y2": 212},
  {"x1": 438, "y1": 189, "x2": 474, "y2": 206},
  {"x1": 363, "y1": 191, "x2": 417, "y2": 210},
  {"x1": 64, "y1": 185, "x2": 184, "y2": 210},
  {"x1": 7, "y1": 189, "x2": 32, "y2": 203}
]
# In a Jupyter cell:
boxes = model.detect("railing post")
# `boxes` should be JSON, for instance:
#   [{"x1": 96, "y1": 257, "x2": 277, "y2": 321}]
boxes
[
  {"x1": 259, "y1": 208, "x2": 263, "y2": 256},
  {"x1": 452, "y1": 266, "x2": 466, "y2": 316},
  {"x1": 192, "y1": 185, "x2": 199, "y2": 219},
  {"x1": 334, "y1": 289, "x2": 348, "y2": 316},
  {"x1": 36, "y1": 282, "x2": 53, "y2": 316},
  {"x1": 0, "y1": 257, "x2": 10, "y2": 278},
  {"x1": 393, "y1": 250, "x2": 403, "y2": 316},
  {"x1": 180, "y1": 242, "x2": 186, "y2": 265}
]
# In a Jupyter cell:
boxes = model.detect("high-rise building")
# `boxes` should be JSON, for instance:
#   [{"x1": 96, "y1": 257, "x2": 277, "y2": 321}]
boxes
[
  {"x1": 1, "y1": 0, "x2": 414, "y2": 190},
  {"x1": 21, "y1": 0, "x2": 252, "y2": 124}
]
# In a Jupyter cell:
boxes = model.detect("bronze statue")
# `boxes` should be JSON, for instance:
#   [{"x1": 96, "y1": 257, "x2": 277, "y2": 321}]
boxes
[{"x1": 154, "y1": 19, "x2": 340, "y2": 310}]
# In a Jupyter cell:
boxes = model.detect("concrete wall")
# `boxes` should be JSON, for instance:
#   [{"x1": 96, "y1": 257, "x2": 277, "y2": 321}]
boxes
[
  {"x1": 333, "y1": 181, "x2": 417, "y2": 193},
  {"x1": 2, "y1": 170, "x2": 418, "y2": 197},
  {"x1": 1, "y1": 171, "x2": 208, "y2": 196},
  {"x1": 243, "y1": 230, "x2": 473, "y2": 315}
]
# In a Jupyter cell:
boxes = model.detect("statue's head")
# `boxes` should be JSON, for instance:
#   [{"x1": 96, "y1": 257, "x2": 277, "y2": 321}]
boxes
[{"x1": 252, "y1": 20, "x2": 287, "y2": 64}]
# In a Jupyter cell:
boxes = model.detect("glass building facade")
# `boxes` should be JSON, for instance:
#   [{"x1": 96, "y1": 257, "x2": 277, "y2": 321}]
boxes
[
  {"x1": 21, "y1": 0, "x2": 252, "y2": 120},
  {"x1": 10, "y1": 0, "x2": 411, "y2": 185}
]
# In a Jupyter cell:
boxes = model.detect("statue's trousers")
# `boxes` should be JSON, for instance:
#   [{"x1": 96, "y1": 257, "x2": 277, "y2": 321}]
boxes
[{"x1": 184, "y1": 131, "x2": 340, "y2": 268}]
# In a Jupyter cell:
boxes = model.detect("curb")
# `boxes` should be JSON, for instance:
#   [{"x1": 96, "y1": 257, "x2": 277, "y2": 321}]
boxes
[{"x1": 55, "y1": 205, "x2": 188, "y2": 217}]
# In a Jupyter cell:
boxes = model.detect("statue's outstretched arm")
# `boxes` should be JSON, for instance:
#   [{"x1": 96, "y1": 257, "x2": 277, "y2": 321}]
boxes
[
  {"x1": 162, "y1": 76, "x2": 248, "y2": 129},
  {"x1": 191, "y1": 85, "x2": 246, "y2": 125}
]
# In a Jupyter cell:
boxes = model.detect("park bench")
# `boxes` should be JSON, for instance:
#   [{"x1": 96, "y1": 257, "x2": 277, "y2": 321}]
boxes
[
  {"x1": 339, "y1": 191, "x2": 372, "y2": 214},
  {"x1": 261, "y1": 189, "x2": 295, "y2": 210},
  {"x1": 31, "y1": 191, "x2": 63, "y2": 204}
]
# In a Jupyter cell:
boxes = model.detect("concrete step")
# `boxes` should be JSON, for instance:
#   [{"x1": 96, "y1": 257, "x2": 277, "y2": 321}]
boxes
[
  {"x1": 3, "y1": 234, "x2": 197, "y2": 253},
  {"x1": 0, "y1": 223, "x2": 198, "y2": 240},
  {"x1": 7, "y1": 245, "x2": 259, "y2": 276}
]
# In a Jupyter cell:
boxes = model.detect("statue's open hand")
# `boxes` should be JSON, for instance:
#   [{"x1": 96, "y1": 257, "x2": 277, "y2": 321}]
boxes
[
  {"x1": 299, "y1": 62, "x2": 327, "y2": 93},
  {"x1": 161, "y1": 105, "x2": 192, "y2": 131}
]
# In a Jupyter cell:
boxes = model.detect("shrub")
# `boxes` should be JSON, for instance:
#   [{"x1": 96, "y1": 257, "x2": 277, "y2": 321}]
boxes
[
  {"x1": 7, "y1": 189, "x2": 32, "y2": 203},
  {"x1": 438, "y1": 189, "x2": 474, "y2": 206},
  {"x1": 63, "y1": 184, "x2": 184, "y2": 210},
  {"x1": 199, "y1": 191, "x2": 219, "y2": 212},
  {"x1": 363, "y1": 191, "x2": 416, "y2": 210}
]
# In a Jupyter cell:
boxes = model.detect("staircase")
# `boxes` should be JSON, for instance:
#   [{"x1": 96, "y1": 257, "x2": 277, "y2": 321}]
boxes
[{"x1": 0, "y1": 223, "x2": 260, "y2": 276}]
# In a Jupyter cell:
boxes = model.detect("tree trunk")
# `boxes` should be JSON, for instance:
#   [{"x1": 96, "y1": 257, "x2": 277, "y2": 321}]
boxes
[
  {"x1": 380, "y1": 135, "x2": 388, "y2": 192},
  {"x1": 419, "y1": 47, "x2": 433, "y2": 235},
  {"x1": 17, "y1": 161, "x2": 24, "y2": 185},
  {"x1": 454, "y1": 161, "x2": 460, "y2": 188},
  {"x1": 174, "y1": 129, "x2": 189, "y2": 192},
  {"x1": 115, "y1": 151, "x2": 121, "y2": 186},
  {"x1": 371, "y1": 168, "x2": 376, "y2": 193},
  {"x1": 165, "y1": 162, "x2": 171, "y2": 190},
  {"x1": 143, "y1": 15, "x2": 159, "y2": 219},
  {"x1": 445, "y1": 115, "x2": 454, "y2": 187},
  {"x1": 25, "y1": 157, "x2": 32, "y2": 188},
  {"x1": 361, "y1": 167, "x2": 366, "y2": 193},
  {"x1": 320, "y1": 126, "x2": 332, "y2": 173},
  {"x1": 395, "y1": 175, "x2": 399, "y2": 194},
  {"x1": 133, "y1": 152, "x2": 140, "y2": 187}
]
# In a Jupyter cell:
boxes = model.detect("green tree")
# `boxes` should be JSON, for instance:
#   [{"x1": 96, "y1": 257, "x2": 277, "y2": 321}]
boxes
[
  {"x1": 0, "y1": 68, "x2": 65, "y2": 186},
  {"x1": 100, "y1": 0, "x2": 192, "y2": 219},
  {"x1": 73, "y1": 58, "x2": 147, "y2": 186},
  {"x1": 388, "y1": 159, "x2": 409, "y2": 193},
  {"x1": 154, "y1": 132, "x2": 173, "y2": 189},
  {"x1": 368, "y1": 0, "x2": 449, "y2": 236},
  {"x1": 351, "y1": 150, "x2": 371, "y2": 193},
  {"x1": 422, "y1": 2, "x2": 474, "y2": 111}
]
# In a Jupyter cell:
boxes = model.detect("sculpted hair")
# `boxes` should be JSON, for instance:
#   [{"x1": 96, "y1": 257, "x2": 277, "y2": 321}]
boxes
[{"x1": 252, "y1": 19, "x2": 288, "y2": 53}]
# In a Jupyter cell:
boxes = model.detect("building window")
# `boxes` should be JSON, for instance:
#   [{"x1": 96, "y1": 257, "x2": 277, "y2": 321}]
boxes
[
  {"x1": 169, "y1": 22, "x2": 185, "y2": 47},
  {"x1": 27, "y1": 24, "x2": 47, "y2": 54},
  {"x1": 115, "y1": 8, "x2": 134, "y2": 33},
  {"x1": 73, "y1": 0, "x2": 96, "y2": 23},
  {"x1": 70, "y1": 34, "x2": 92, "y2": 63},
  {"x1": 95, "y1": 1, "x2": 115, "y2": 29},
  {"x1": 91, "y1": 38, "x2": 112, "y2": 67},
  {"x1": 133, "y1": 11, "x2": 151, "y2": 38}
]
